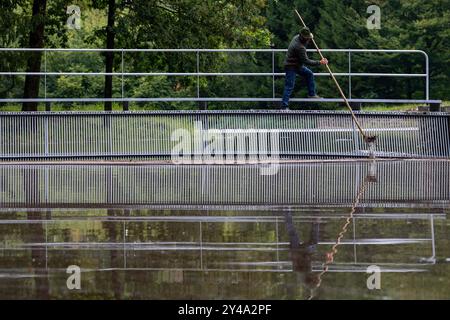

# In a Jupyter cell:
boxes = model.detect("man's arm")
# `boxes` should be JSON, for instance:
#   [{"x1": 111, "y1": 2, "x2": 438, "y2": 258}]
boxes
[{"x1": 298, "y1": 46, "x2": 321, "y2": 66}]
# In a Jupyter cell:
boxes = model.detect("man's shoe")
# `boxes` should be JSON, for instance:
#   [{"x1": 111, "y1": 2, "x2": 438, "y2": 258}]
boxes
[
  {"x1": 307, "y1": 95, "x2": 322, "y2": 99},
  {"x1": 281, "y1": 105, "x2": 290, "y2": 111}
]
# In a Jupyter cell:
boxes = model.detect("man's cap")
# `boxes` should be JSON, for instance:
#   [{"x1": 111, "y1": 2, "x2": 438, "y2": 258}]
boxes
[{"x1": 300, "y1": 27, "x2": 313, "y2": 39}]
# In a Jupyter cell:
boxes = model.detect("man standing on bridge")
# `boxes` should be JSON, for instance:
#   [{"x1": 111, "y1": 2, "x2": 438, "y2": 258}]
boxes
[{"x1": 282, "y1": 27, "x2": 328, "y2": 110}]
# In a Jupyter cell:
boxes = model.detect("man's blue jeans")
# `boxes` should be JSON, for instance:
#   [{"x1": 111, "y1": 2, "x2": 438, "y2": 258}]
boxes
[{"x1": 282, "y1": 66, "x2": 316, "y2": 107}]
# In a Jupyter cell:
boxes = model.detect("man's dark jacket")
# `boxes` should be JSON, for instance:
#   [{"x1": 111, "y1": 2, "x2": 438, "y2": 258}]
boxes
[{"x1": 284, "y1": 34, "x2": 320, "y2": 69}]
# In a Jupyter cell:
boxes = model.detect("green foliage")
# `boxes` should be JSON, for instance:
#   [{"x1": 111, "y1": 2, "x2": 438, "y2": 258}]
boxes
[
  {"x1": 310, "y1": 0, "x2": 450, "y2": 100},
  {"x1": 0, "y1": 0, "x2": 449, "y2": 108},
  {"x1": 266, "y1": 0, "x2": 323, "y2": 47}
]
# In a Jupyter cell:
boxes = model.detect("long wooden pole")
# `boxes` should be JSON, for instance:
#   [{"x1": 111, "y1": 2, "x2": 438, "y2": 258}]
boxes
[{"x1": 294, "y1": 9, "x2": 375, "y2": 143}]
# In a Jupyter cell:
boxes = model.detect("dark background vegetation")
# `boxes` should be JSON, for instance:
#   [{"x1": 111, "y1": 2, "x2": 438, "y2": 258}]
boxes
[{"x1": 0, "y1": 0, "x2": 449, "y2": 110}]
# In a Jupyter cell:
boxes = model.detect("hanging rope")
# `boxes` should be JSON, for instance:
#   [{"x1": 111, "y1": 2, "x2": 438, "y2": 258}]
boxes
[{"x1": 307, "y1": 172, "x2": 374, "y2": 300}]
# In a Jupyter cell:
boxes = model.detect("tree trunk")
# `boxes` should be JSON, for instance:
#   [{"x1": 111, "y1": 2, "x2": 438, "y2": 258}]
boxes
[
  {"x1": 27, "y1": 211, "x2": 50, "y2": 299},
  {"x1": 22, "y1": 0, "x2": 47, "y2": 112},
  {"x1": 104, "y1": 0, "x2": 116, "y2": 111}
]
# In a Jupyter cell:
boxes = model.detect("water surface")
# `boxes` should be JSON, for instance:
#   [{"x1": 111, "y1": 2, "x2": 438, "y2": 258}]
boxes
[{"x1": 0, "y1": 161, "x2": 449, "y2": 299}]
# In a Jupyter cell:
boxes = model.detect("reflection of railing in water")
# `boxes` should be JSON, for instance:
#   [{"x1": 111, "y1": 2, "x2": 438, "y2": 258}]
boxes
[
  {"x1": 0, "y1": 111, "x2": 449, "y2": 160},
  {"x1": 0, "y1": 211, "x2": 443, "y2": 275},
  {"x1": 0, "y1": 160, "x2": 449, "y2": 208}
]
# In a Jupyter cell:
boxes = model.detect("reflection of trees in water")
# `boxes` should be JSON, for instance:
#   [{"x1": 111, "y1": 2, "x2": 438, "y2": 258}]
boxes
[
  {"x1": 3, "y1": 202, "x2": 448, "y2": 299},
  {"x1": 104, "y1": 209, "x2": 125, "y2": 299},
  {"x1": 22, "y1": 164, "x2": 50, "y2": 298}
]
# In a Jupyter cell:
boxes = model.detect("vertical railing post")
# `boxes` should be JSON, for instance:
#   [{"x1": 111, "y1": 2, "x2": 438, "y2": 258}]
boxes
[
  {"x1": 109, "y1": 114, "x2": 113, "y2": 155},
  {"x1": 44, "y1": 49, "x2": 47, "y2": 99},
  {"x1": 430, "y1": 215, "x2": 436, "y2": 262},
  {"x1": 352, "y1": 215, "x2": 357, "y2": 263},
  {"x1": 199, "y1": 221, "x2": 203, "y2": 270},
  {"x1": 348, "y1": 50, "x2": 352, "y2": 99},
  {"x1": 123, "y1": 220, "x2": 127, "y2": 269},
  {"x1": 425, "y1": 52, "x2": 429, "y2": 101},
  {"x1": 0, "y1": 116, "x2": 2, "y2": 158},
  {"x1": 424, "y1": 52, "x2": 440, "y2": 111},
  {"x1": 271, "y1": 46, "x2": 275, "y2": 99},
  {"x1": 423, "y1": 52, "x2": 441, "y2": 112},
  {"x1": 44, "y1": 50, "x2": 50, "y2": 111},
  {"x1": 275, "y1": 216, "x2": 280, "y2": 268},
  {"x1": 196, "y1": 50, "x2": 207, "y2": 110},
  {"x1": 196, "y1": 50, "x2": 200, "y2": 110},
  {"x1": 196, "y1": 50, "x2": 200, "y2": 99},
  {"x1": 121, "y1": 49, "x2": 126, "y2": 110},
  {"x1": 45, "y1": 219, "x2": 48, "y2": 270}
]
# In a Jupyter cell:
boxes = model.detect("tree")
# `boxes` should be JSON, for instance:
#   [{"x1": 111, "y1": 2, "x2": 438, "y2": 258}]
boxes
[
  {"x1": 15, "y1": 0, "x2": 76, "y2": 110},
  {"x1": 97, "y1": 0, "x2": 271, "y2": 109},
  {"x1": 22, "y1": 0, "x2": 47, "y2": 111},
  {"x1": 0, "y1": 0, "x2": 28, "y2": 99},
  {"x1": 266, "y1": 0, "x2": 323, "y2": 48},
  {"x1": 394, "y1": 0, "x2": 450, "y2": 100},
  {"x1": 104, "y1": 0, "x2": 116, "y2": 111},
  {"x1": 315, "y1": 0, "x2": 450, "y2": 100}
]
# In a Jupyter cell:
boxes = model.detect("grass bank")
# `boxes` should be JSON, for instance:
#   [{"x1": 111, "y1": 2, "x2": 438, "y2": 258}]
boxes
[{"x1": 1, "y1": 101, "x2": 449, "y2": 112}]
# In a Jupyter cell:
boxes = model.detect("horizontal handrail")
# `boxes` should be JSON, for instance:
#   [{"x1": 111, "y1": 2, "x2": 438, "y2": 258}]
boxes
[
  {"x1": 0, "y1": 72, "x2": 426, "y2": 77},
  {"x1": 0, "y1": 48, "x2": 429, "y2": 54},
  {"x1": 0, "y1": 48, "x2": 431, "y2": 103},
  {"x1": 0, "y1": 98, "x2": 441, "y2": 104}
]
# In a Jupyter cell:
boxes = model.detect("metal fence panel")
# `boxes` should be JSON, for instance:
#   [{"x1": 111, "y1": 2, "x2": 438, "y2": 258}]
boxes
[
  {"x1": 0, "y1": 160, "x2": 449, "y2": 208},
  {"x1": 0, "y1": 111, "x2": 449, "y2": 160}
]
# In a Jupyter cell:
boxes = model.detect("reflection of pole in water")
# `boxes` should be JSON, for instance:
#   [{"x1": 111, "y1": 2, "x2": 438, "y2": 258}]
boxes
[{"x1": 308, "y1": 160, "x2": 377, "y2": 300}]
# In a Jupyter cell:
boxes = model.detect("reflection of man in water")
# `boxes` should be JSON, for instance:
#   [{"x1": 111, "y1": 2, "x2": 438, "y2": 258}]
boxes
[{"x1": 284, "y1": 211, "x2": 321, "y2": 299}]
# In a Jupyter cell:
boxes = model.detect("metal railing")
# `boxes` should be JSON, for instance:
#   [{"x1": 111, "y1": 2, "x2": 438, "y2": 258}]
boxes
[
  {"x1": 1, "y1": 160, "x2": 449, "y2": 208},
  {"x1": 0, "y1": 110, "x2": 449, "y2": 160},
  {"x1": 0, "y1": 211, "x2": 443, "y2": 281},
  {"x1": 0, "y1": 48, "x2": 439, "y2": 105}
]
